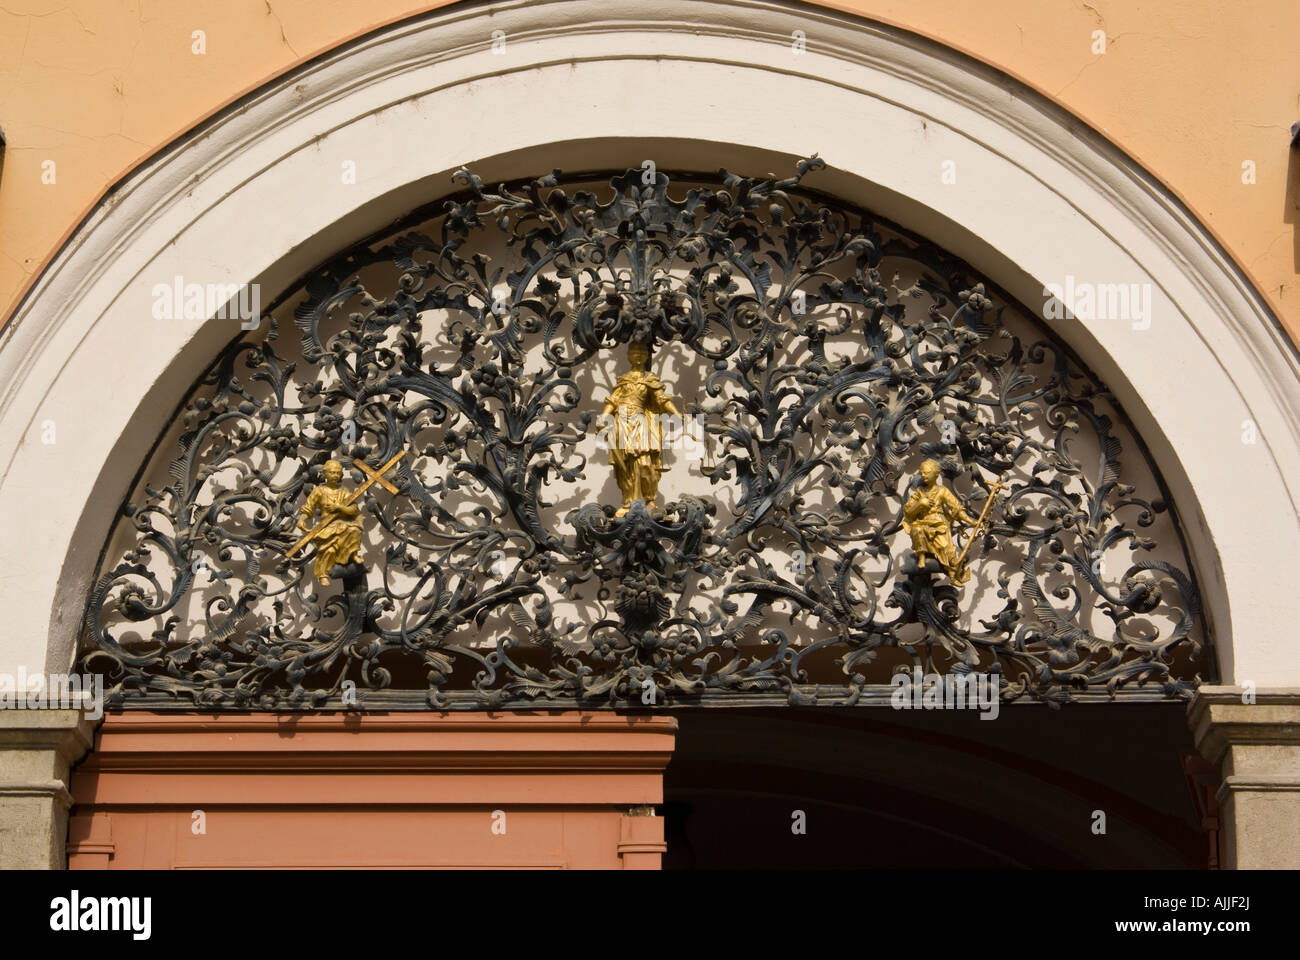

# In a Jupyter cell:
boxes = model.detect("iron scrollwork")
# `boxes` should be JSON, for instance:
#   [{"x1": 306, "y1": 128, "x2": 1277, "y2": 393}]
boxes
[{"x1": 82, "y1": 158, "x2": 1207, "y2": 710}]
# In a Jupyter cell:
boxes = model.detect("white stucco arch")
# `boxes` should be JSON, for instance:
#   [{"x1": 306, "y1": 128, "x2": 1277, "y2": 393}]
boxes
[{"x1": 1, "y1": 0, "x2": 1296, "y2": 687}]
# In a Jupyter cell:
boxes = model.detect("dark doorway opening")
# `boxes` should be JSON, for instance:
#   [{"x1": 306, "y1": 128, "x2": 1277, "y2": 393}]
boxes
[{"x1": 660, "y1": 705, "x2": 1208, "y2": 869}]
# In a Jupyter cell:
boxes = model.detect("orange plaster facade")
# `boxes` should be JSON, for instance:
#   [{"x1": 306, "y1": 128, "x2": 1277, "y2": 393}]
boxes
[
  {"x1": 2, "y1": 1, "x2": 1297, "y2": 341},
  {"x1": 68, "y1": 712, "x2": 675, "y2": 870}
]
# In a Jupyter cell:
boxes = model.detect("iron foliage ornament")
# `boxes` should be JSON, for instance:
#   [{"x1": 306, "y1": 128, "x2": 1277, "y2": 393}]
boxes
[{"x1": 82, "y1": 158, "x2": 1208, "y2": 710}]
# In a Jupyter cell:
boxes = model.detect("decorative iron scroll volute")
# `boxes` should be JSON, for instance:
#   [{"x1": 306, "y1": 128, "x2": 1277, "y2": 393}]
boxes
[{"x1": 82, "y1": 158, "x2": 1207, "y2": 710}]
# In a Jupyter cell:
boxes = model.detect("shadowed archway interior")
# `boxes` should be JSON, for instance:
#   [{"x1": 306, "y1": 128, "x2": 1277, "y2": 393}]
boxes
[{"x1": 661, "y1": 706, "x2": 1205, "y2": 868}]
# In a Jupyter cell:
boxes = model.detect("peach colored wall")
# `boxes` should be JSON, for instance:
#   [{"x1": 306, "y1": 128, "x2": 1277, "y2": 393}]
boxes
[
  {"x1": 0, "y1": 0, "x2": 1297, "y2": 342},
  {"x1": 68, "y1": 712, "x2": 675, "y2": 869}
]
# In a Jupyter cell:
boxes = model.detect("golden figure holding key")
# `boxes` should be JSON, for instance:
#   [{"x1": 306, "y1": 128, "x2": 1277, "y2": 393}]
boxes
[{"x1": 902, "y1": 459, "x2": 1002, "y2": 587}]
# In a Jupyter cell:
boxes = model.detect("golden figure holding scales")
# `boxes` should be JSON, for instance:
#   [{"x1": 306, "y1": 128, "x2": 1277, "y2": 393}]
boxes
[{"x1": 601, "y1": 341, "x2": 682, "y2": 517}]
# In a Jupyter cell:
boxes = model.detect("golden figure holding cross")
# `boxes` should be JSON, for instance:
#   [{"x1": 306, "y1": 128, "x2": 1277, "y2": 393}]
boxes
[{"x1": 288, "y1": 451, "x2": 404, "y2": 586}]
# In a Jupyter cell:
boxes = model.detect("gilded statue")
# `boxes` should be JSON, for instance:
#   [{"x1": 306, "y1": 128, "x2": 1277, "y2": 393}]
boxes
[
  {"x1": 602, "y1": 341, "x2": 681, "y2": 517},
  {"x1": 296, "y1": 460, "x2": 364, "y2": 586},
  {"x1": 902, "y1": 459, "x2": 978, "y2": 586},
  {"x1": 287, "y1": 452, "x2": 405, "y2": 587}
]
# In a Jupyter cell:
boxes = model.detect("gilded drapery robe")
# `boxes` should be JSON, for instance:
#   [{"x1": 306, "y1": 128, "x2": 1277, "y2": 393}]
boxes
[
  {"x1": 605, "y1": 370, "x2": 673, "y2": 515},
  {"x1": 299, "y1": 483, "x2": 362, "y2": 585},
  {"x1": 902, "y1": 483, "x2": 975, "y2": 585}
]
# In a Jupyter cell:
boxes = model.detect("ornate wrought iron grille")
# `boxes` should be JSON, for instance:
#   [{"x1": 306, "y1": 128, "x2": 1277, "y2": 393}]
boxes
[{"x1": 82, "y1": 159, "x2": 1208, "y2": 710}]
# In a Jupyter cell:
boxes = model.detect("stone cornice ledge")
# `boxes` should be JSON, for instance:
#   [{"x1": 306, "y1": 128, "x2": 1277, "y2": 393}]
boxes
[
  {"x1": 1188, "y1": 686, "x2": 1300, "y2": 765},
  {"x1": 0, "y1": 708, "x2": 97, "y2": 761}
]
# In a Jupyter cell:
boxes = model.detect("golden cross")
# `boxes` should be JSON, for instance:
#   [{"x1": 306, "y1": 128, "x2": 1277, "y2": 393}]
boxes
[
  {"x1": 286, "y1": 450, "x2": 406, "y2": 558},
  {"x1": 354, "y1": 456, "x2": 401, "y2": 495}
]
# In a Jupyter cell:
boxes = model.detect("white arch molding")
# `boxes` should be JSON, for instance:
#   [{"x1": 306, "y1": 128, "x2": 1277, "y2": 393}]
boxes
[{"x1": 1, "y1": 0, "x2": 1297, "y2": 688}]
